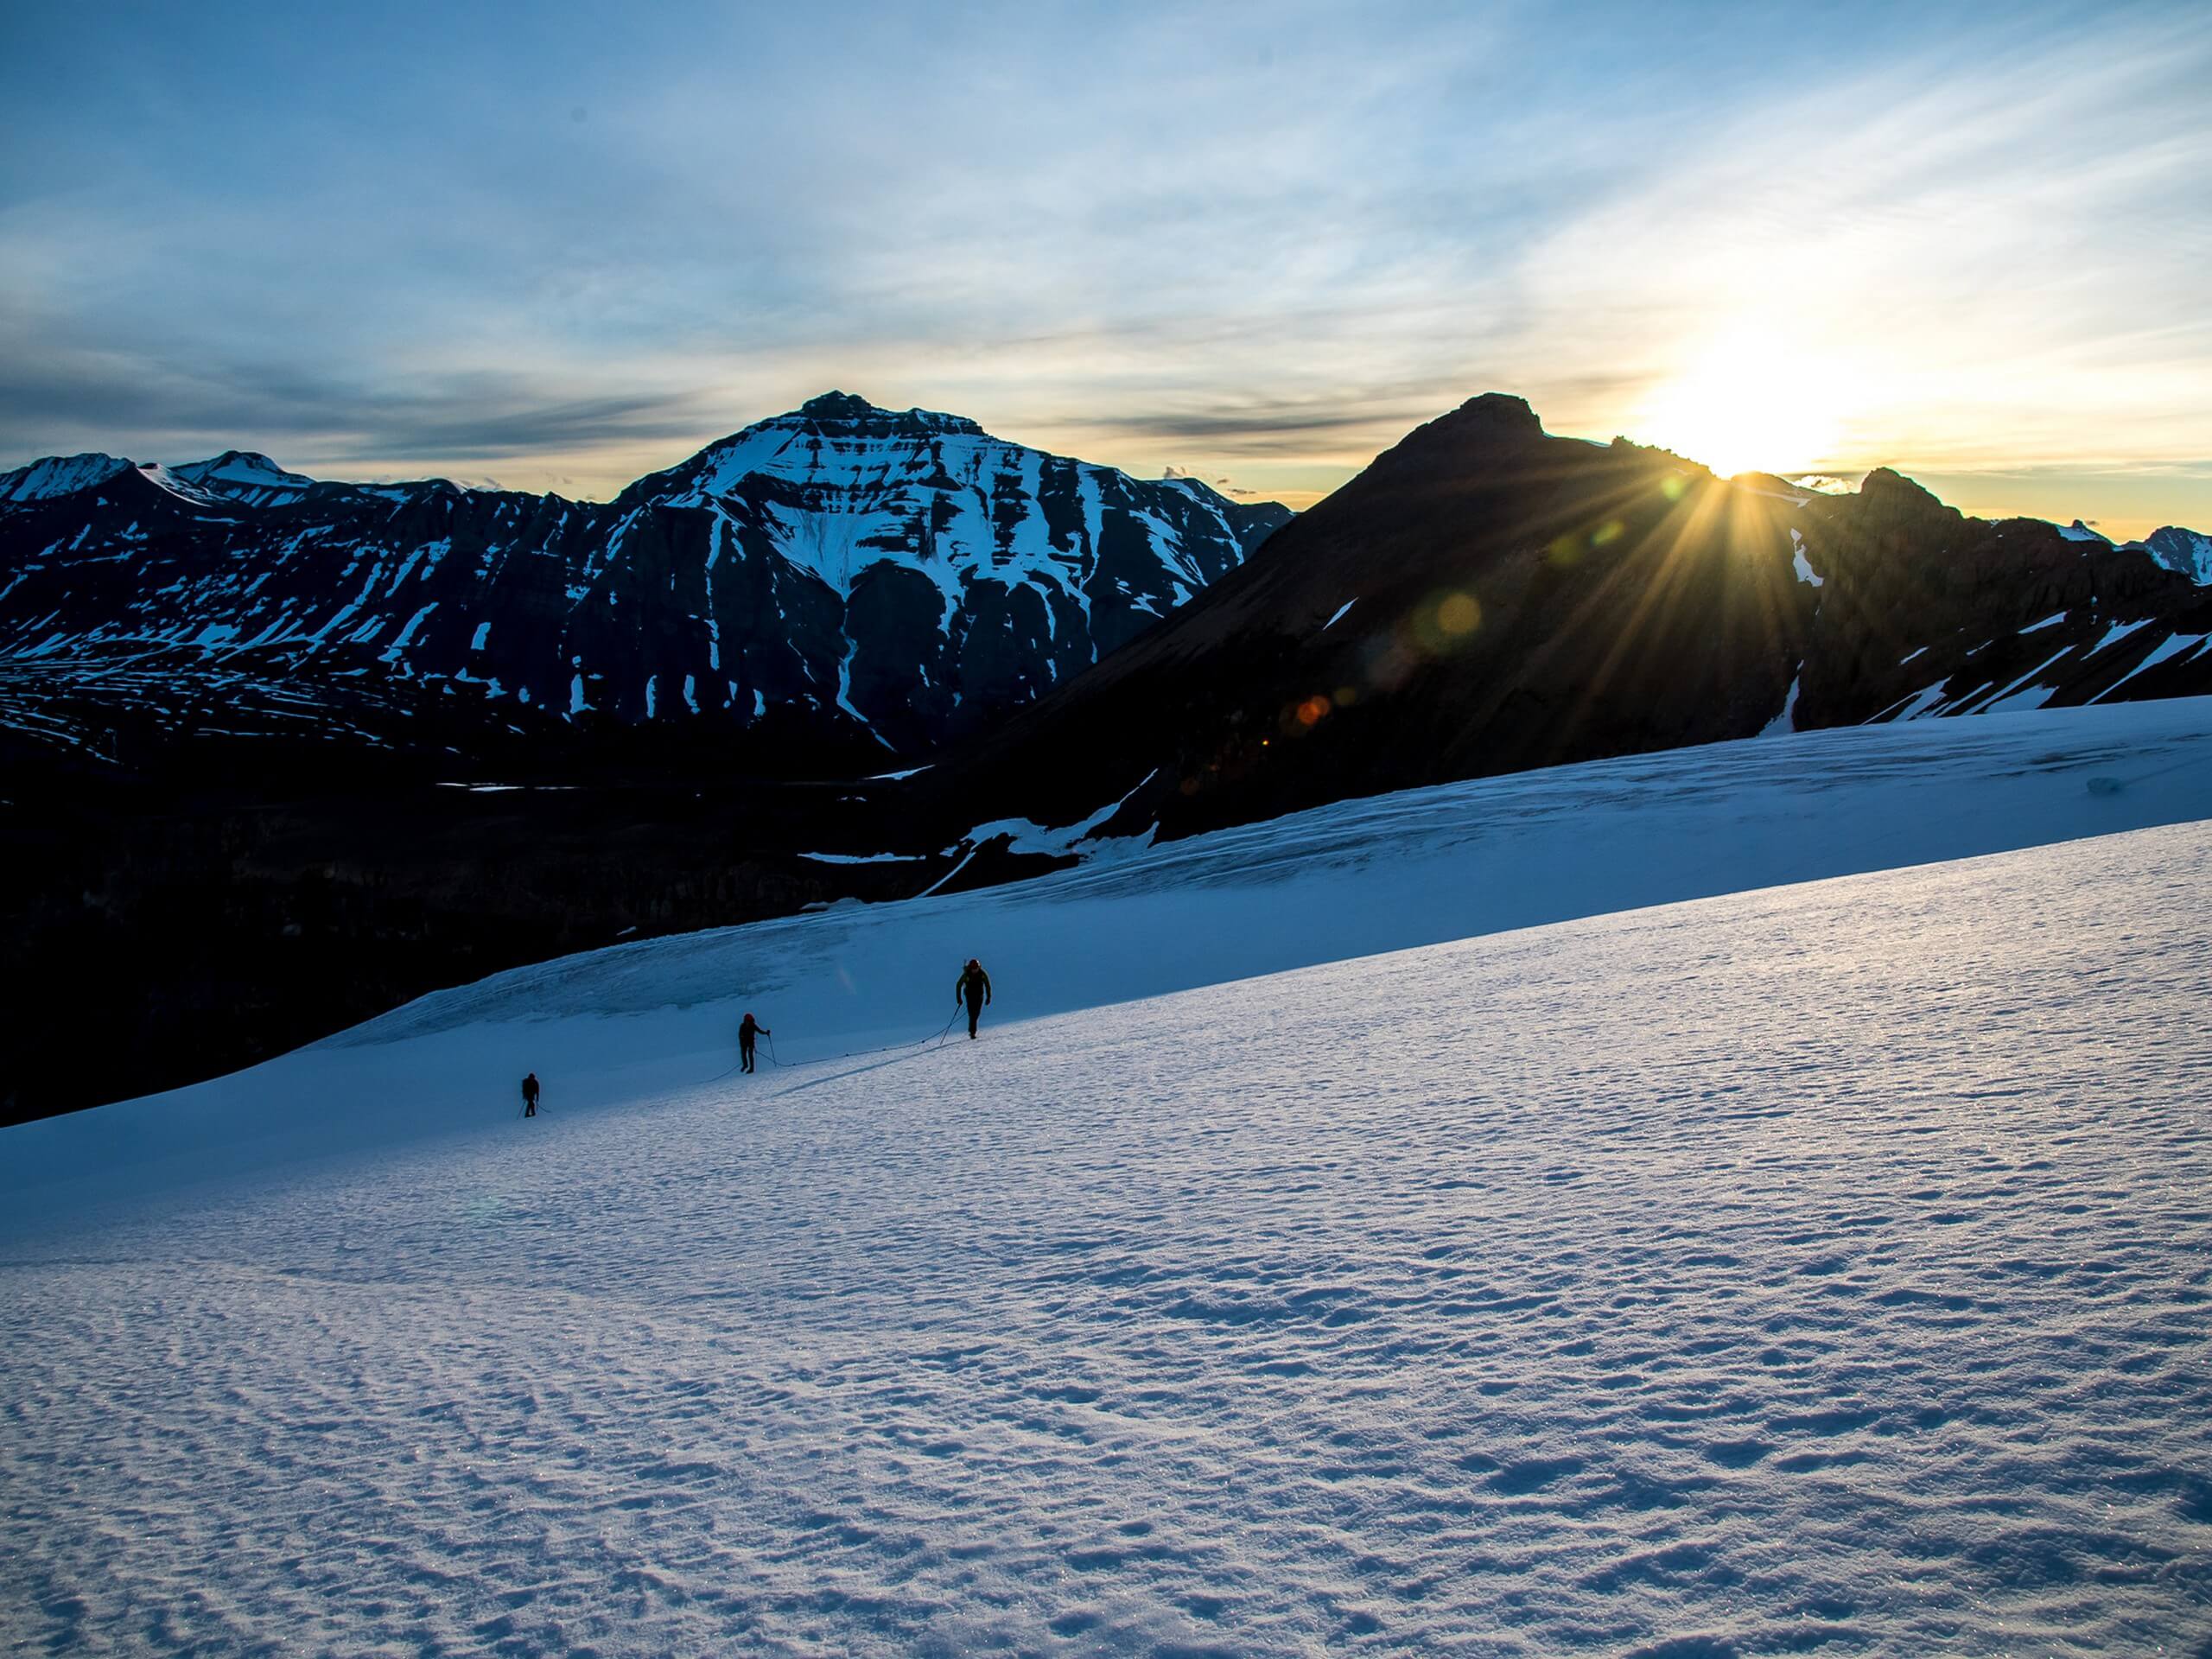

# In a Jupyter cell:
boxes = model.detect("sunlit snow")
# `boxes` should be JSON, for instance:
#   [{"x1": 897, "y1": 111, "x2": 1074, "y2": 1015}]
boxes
[{"x1": 5, "y1": 702, "x2": 2212, "y2": 1653}]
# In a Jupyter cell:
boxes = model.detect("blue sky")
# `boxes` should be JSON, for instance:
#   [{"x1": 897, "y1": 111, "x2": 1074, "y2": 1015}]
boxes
[{"x1": 3, "y1": 1, "x2": 2207, "y2": 532}]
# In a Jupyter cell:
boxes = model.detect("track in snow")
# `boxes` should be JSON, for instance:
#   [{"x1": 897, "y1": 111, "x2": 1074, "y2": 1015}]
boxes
[{"x1": 3, "y1": 823, "x2": 2210, "y2": 1654}]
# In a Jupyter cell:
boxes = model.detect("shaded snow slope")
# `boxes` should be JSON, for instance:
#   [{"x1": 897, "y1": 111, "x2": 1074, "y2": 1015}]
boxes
[
  {"x1": 4, "y1": 822, "x2": 2209, "y2": 1654},
  {"x1": 9, "y1": 697, "x2": 2212, "y2": 1215}
]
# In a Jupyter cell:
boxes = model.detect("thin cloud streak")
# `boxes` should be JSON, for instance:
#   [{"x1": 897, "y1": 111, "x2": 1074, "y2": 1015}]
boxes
[{"x1": 0, "y1": 2, "x2": 2205, "y2": 533}]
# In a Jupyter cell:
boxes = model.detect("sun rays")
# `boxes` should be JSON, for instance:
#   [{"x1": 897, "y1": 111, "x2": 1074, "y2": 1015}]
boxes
[{"x1": 1631, "y1": 329, "x2": 1863, "y2": 480}]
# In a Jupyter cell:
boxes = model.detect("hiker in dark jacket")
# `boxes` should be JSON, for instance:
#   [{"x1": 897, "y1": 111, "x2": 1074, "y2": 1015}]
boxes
[
  {"x1": 955, "y1": 958, "x2": 992, "y2": 1039},
  {"x1": 738, "y1": 1013, "x2": 770, "y2": 1073},
  {"x1": 522, "y1": 1072, "x2": 540, "y2": 1116}
]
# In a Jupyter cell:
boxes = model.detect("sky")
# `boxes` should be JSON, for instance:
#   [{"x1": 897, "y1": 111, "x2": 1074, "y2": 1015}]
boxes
[{"x1": 2, "y1": 2, "x2": 2207, "y2": 536}]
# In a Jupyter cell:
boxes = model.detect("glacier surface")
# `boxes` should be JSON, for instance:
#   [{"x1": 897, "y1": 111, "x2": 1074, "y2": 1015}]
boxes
[{"x1": 3, "y1": 703, "x2": 2212, "y2": 1654}]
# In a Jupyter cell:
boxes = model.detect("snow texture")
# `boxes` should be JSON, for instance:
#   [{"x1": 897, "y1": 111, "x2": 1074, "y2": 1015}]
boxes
[
  {"x1": 5, "y1": 703, "x2": 2212, "y2": 1655},
  {"x1": 10, "y1": 697, "x2": 2212, "y2": 1210}
]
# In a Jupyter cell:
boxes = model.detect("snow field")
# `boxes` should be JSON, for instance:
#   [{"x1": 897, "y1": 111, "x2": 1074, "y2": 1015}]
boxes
[
  {"x1": 3, "y1": 825, "x2": 2210, "y2": 1653},
  {"x1": 10, "y1": 697, "x2": 2212, "y2": 1217}
]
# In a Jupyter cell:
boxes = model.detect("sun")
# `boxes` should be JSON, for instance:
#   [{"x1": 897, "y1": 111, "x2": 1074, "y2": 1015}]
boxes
[{"x1": 1635, "y1": 330, "x2": 1853, "y2": 479}]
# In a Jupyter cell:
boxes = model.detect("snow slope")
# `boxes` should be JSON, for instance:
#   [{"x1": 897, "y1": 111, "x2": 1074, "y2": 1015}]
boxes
[
  {"x1": 0, "y1": 452, "x2": 133, "y2": 503},
  {"x1": 169, "y1": 450, "x2": 316, "y2": 508},
  {"x1": 9, "y1": 696, "x2": 2212, "y2": 1217},
  {"x1": 5, "y1": 816, "x2": 2210, "y2": 1653}
]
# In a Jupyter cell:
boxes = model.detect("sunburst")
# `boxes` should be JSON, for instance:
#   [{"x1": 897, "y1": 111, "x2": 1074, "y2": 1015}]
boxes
[{"x1": 1636, "y1": 330, "x2": 1855, "y2": 478}]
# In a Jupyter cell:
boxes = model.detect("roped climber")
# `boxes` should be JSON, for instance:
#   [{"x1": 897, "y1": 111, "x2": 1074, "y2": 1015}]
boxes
[
  {"x1": 955, "y1": 957, "x2": 992, "y2": 1039},
  {"x1": 738, "y1": 1012, "x2": 771, "y2": 1073}
]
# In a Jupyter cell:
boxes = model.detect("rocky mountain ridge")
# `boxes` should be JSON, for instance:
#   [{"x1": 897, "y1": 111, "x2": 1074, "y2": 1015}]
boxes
[
  {"x1": 0, "y1": 394, "x2": 1292, "y2": 766},
  {"x1": 893, "y1": 396, "x2": 2212, "y2": 855},
  {"x1": 8, "y1": 387, "x2": 2212, "y2": 1124}
]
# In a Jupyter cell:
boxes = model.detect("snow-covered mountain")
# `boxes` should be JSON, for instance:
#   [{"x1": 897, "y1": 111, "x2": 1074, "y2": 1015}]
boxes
[
  {"x1": 168, "y1": 450, "x2": 317, "y2": 508},
  {"x1": 2141, "y1": 523, "x2": 2212, "y2": 584},
  {"x1": 0, "y1": 394, "x2": 1291, "y2": 762},
  {"x1": 0, "y1": 450, "x2": 314, "y2": 512},
  {"x1": 2055, "y1": 519, "x2": 2212, "y2": 586},
  {"x1": 0, "y1": 451, "x2": 135, "y2": 503},
  {"x1": 7, "y1": 704, "x2": 2210, "y2": 1654}
]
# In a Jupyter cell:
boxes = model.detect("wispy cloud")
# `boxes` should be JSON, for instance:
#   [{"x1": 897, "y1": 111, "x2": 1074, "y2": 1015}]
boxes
[{"x1": 1, "y1": 0, "x2": 2206, "y2": 530}]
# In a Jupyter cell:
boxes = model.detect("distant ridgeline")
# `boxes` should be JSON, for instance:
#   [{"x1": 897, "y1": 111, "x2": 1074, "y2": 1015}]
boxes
[
  {"x1": 0, "y1": 392, "x2": 1292, "y2": 772},
  {"x1": 4, "y1": 388, "x2": 2211, "y2": 1124},
  {"x1": 904, "y1": 394, "x2": 2212, "y2": 848}
]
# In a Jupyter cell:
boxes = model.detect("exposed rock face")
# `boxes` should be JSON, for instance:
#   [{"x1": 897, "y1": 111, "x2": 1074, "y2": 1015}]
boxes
[
  {"x1": 912, "y1": 397, "x2": 2212, "y2": 848},
  {"x1": 2140, "y1": 524, "x2": 2212, "y2": 586},
  {"x1": 0, "y1": 395, "x2": 1291, "y2": 765},
  {"x1": 1785, "y1": 474, "x2": 2209, "y2": 730}
]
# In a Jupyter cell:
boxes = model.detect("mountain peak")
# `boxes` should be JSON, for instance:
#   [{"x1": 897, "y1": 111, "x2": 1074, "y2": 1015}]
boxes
[
  {"x1": 786, "y1": 391, "x2": 985, "y2": 437},
  {"x1": 1356, "y1": 392, "x2": 1549, "y2": 491},
  {"x1": 798, "y1": 391, "x2": 879, "y2": 420},
  {"x1": 1858, "y1": 467, "x2": 1946, "y2": 510},
  {"x1": 201, "y1": 449, "x2": 285, "y2": 473},
  {"x1": 168, "y1": 450, "x2": 315, "y2": 506},
  {"x1": 1443, "y1": 391, "x2": 1545, "y2": 435},
  {"x1": 0, "y1": 452, "x2": 135, "y2": 505},
  {"x1": 175, "y1": 450, "x2": 313, "y2": 485},
  {"x1": 2143, "y1": 524, "x2": 2212, "y2": 584}
]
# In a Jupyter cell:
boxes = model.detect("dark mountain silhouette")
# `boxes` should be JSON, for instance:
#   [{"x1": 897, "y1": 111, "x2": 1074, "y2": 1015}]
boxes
[{"x1": 900, "y1": 395, "x2": 2212, "y2": 853}]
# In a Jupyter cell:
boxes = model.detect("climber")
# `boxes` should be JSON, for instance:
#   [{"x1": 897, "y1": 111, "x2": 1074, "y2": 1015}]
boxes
[
  {"x1": 955, "y1": 958, "x2": 992, "y2": 1039},
  {"x1": 739, "y1": 1012, "x2": 770, "y2": 1073}
]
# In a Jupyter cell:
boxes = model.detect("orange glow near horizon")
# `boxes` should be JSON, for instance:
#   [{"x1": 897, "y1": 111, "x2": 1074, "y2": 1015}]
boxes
[{"x1": 1632, "y1": 330, "x2": 1861, "y2": 480}]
